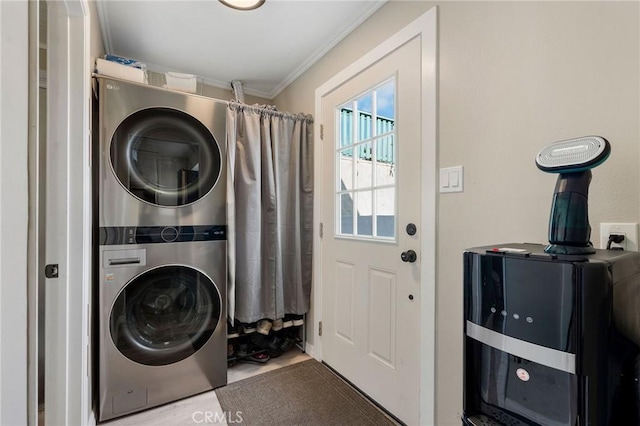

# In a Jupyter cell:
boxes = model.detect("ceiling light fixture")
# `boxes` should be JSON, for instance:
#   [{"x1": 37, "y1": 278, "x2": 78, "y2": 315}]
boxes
[{"x1": 219, "y1": 0, "x2": 265, "y2": 11}]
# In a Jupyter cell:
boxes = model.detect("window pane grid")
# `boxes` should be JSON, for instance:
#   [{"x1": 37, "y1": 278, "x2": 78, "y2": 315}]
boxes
[
  {"x1": 334, "y1": 136, "x2": 394, "y2": 164},
  {"x1": 337, "y1": 184, "x2": 395, "y2": 194},
  {"x1": 336, "y1": 124, "x2": 393, "y2": 151},
  {"x1": 335, "y1": 78, "x2": 396, "y2": 239}
]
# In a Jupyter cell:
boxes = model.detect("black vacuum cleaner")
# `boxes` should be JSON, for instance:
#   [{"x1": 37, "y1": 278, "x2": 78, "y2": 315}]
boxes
[{"x1": 462, "y1": 136, "x2": 640, "y2": 425}]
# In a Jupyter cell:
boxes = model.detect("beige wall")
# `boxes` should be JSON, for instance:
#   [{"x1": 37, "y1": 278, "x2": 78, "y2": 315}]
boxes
[
  {"x1": 1, "y1": 1, "x2": 29, "y2": 424},
  {"x1": 275, "y1": 1, "x2": 640, "y2": 425},
  {"x1": 89, "y1": 0, "x2": 105, "y2": 65},
  {"x1": 201, "y1": 83, "x2": 272, "y2": 105},
  {"x1": 146, "y1": 70, "x2": 272, "y2": 104}
]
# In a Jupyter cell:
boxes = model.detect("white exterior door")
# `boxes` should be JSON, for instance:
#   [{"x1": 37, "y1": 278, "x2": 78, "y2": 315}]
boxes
[{"x1": 320, "y1": 36, "x2": 422, "y2": 425}]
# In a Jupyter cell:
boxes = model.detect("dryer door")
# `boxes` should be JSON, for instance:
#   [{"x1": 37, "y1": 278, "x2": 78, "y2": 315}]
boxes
[
  {"x1": 110, "y1": 107, "x2": 222, "y2": 207},
  {"x1": 110, "y1": 265, "x2": 222, "y2": 366}
]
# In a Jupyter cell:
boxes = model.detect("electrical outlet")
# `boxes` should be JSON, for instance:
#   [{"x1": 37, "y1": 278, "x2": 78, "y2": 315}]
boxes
[{"x1": 599, "y1": 223, "x2": 639, "y2": 251}]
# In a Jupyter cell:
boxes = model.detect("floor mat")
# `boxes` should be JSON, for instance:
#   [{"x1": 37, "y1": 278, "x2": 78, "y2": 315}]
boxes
[{"x1": 215, "y1": 359, "x2": 398, "y2": 426}]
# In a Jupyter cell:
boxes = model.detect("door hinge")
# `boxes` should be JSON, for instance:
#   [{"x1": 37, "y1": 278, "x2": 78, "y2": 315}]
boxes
[
  {"x1": 319, "y1": 222, "x2": 324, "y2": 238},
  {"x1": 319, "y1": 321, "x2": 323, "y2": 336},
  {"x1": 320, "y1": 124, "x2": 324, "y2": 140}
]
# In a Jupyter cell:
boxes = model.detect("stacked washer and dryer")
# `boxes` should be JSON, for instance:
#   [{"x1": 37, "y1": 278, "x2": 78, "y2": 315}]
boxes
[{"x1": 95, "y1": 76, "x2": 228, "y2": 421}]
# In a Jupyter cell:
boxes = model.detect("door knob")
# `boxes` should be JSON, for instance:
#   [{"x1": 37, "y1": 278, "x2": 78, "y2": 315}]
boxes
[{"x1": 401, "y1": 250, "x2": 417, "y2": 263}]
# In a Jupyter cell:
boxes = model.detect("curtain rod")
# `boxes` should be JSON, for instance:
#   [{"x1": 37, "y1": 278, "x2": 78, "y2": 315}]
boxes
[{"x1": 228, "y1": 101, "x2": 314, "y2": 123}]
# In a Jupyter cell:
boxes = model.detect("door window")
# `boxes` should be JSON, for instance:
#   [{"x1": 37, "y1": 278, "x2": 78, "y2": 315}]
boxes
[
  {"x1": 336, "y1": 79, "x2": 396, "y2": 240},
  {"x1": 110, "y1": 265, "x2": 221, "y2": 366},
  {"x1": 110, "y1": 108, "x2": 222, "y2": 207}
]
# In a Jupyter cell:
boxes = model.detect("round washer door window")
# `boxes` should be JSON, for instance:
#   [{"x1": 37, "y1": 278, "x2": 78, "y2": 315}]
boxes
[
  {"x1": 110, "y1": 265, "x2": 221, "y2": 366},
  {"x1": 110, "y1": 108, "x2": 222, "y2": 207}
]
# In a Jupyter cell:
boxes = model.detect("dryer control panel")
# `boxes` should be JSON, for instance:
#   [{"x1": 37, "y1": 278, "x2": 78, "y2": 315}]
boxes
[{"x1": 100, "y1": 225, "x2": 226, "y2": 245}]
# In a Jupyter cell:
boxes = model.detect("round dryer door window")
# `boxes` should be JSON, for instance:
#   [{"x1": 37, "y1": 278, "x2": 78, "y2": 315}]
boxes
[
  {"x1": 110, "y1": 108, "x2": 222, "y2": 207},
  {"x1": 110, "y1": 265, "x2": 222, "y2": 366}
]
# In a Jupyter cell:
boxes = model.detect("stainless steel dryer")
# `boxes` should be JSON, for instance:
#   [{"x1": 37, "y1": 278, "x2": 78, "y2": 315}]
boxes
[
  {"x1": 96, "y1": 76, "x2": 227, "y2": 227},
  {"x1": 98, "y1": 228, "x2": 227, "y2": 422}
]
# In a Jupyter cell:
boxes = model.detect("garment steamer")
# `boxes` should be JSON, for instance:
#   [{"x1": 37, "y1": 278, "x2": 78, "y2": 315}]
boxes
[
  {"x1": 462, "y1": 136, "x2": 640, "y2": 426},
  {"x1": 535, "y1": 136, "x2": 611, "y2": 254}
]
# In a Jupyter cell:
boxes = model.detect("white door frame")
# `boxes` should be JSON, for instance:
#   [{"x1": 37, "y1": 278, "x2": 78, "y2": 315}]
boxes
[
  {"x1": 27, "y1": 1, "x2": 43, "y2": 425},
  {"x1": 312, "y1": 7, "x2": 438, "y2": 425},
  {"x1": 45, "y1": 0, "x2": 93, "y2": 424}
]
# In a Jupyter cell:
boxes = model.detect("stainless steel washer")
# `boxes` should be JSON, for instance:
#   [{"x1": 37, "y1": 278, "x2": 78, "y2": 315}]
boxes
[
  {"x1": 98, "y1": 233, "x2": 227, "y2": 422},
  {"x1": 97, "y1": 76, "x2": 227, "y2": 227}
]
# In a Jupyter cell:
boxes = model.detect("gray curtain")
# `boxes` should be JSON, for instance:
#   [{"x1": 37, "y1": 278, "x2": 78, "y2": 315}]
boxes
[{"x1": 226, "y1": 103, "x2": 313, "y2": 324}]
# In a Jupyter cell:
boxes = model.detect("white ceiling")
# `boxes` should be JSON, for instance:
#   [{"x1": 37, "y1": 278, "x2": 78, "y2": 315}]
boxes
[{"x1": 96, "y1": 0, "x2": 386, "y2": 99}]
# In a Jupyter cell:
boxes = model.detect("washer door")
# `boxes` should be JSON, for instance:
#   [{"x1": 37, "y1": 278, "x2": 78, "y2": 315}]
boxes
[
  {"x1": 110, "y1": 265, "x2": 221, "y2": 366},
  {"x1": 110, "y1": 108, "x2": 222, "y2": 207}
]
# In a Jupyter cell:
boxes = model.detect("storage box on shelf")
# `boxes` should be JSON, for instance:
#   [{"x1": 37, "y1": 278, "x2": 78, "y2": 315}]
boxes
[
  {"x1": 95, "y1": 58, "x2": 147, "y2": 84},
  {"x1": 164, "y1": 72, "x2": 198, "y2": 93}
]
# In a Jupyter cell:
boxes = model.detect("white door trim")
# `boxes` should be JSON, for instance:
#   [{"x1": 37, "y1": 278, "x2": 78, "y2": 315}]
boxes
[
  {"x1": 27, "y1": 2, "x2": 43, "y2": 425},
  {"x1": 312, "y1": 7, "x2": 438, "y2": 425},
  {"x1": 45, "y1": 1, "x2": 93, "y2": 424}
]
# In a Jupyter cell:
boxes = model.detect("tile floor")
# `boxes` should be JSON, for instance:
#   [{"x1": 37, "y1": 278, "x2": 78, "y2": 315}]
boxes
[{"x1": 103, "y1": 349, "x2": 311, "y2": 426}]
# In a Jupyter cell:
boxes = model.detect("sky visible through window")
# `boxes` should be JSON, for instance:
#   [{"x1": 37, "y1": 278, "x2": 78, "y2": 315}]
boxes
[{"x1": 356, "y1": 81, "x2": 395, "y2": 120}]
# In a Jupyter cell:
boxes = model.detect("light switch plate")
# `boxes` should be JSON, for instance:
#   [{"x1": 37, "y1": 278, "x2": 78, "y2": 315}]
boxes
[{"x1": 440, "y1": 166, "x2": 464, "y2": 193}]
